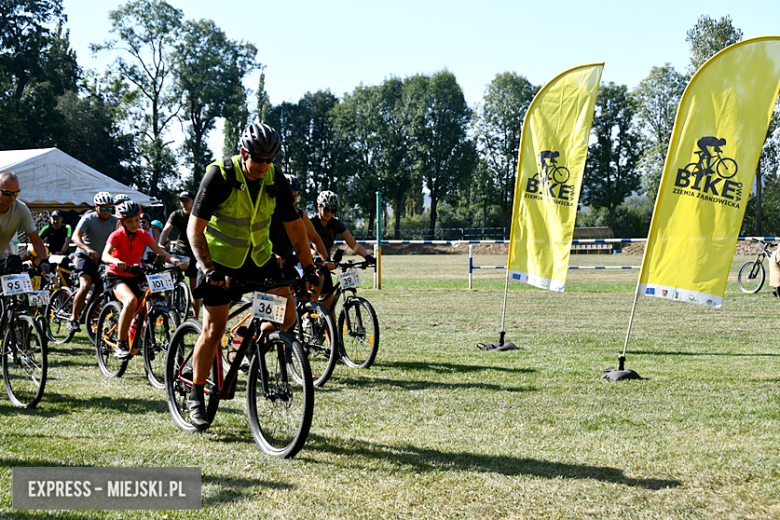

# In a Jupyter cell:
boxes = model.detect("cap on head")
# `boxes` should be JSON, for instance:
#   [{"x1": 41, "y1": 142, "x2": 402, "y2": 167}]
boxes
[
  {"x1": 179, "y1": 190, "x2": 195, "y2": 200},
  {"x1": 51, "y1": 210, "x2": 64, "y2": 218}
]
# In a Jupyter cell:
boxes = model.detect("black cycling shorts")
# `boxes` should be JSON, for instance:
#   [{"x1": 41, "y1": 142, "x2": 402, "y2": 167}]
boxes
[
  {"x1": 193, "y1": 257, "x2": 283, "y2": 308},
  {"x1": 106, "y1": 272, "x2": 146, "y2": 299},
  {"x1": 74, "y1": 253, "x2": 100, "y2": 279}
]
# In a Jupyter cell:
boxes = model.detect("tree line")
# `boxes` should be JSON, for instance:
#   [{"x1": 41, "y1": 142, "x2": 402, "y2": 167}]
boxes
[{"x1": 2, "y1": 2, "x2": 779, "y2": 237}]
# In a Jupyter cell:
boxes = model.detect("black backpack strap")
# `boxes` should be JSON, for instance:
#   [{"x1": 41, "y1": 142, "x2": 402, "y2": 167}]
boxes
[{"x1": 221, "y1": 156, "x2": 245, "y2": 191}]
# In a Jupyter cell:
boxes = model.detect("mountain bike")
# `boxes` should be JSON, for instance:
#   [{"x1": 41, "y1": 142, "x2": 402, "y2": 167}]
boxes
[
  {"x1": 737, "y1": 238, "x2": 776, "y2": 294},
  {"x1": 164, "y1": 277, "x2": 314, "y2": 458},
  {"x1": 95, "y1": 262, "x2": 181, "y2": 388},
  {"x1": 0, "y1": 262, "x2": 48, "y2": 408},
  {"x1": 323, "y1": 250, "x2": 379, "y2": 369}
]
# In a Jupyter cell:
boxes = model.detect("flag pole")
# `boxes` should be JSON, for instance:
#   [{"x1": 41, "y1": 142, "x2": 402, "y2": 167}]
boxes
[
  {"x1": 603, "y1": 266, "x2": 643, "y2": 381},
  {"x1": 499, "y1": 268, "x2": 511, "y2": 346}
]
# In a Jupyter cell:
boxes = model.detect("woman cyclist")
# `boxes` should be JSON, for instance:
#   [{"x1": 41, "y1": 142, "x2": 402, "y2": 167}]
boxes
[
  {"x1": 102, "y1": 201, "x2": 180, "y2": 359},
  {"x1": 310, "y1": 190, "x2": 374, "y2": 308}
]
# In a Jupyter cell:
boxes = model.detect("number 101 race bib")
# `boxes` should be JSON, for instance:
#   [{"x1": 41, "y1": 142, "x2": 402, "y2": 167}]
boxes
[
  {"x1": 146, "y1": 272, "x2": 174, "y2": 293},
  {"x1": 251, "y1": 292, "x2": 287, "y2": 325}
]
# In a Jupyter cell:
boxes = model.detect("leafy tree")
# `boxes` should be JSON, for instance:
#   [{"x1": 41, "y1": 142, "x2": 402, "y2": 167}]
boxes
[
  {"x1": 406, "y1": 70, "x2": 476, "y2": 234},
  {"x1": 686, "y1": 14, "x2": 743, "y2": 73},
  {"x1": 299, "y1": 90, "x2": 339, "y2": 195},
  {"x1": 175, "y1": 18, "x2": 257, "y2": 188},
  {"x1": 256, "y1": 70, "x2": 269, "y2": 123},
  {"x1": 475, "y1": 72, "x2": 538, "y2": 235},
  {"x1": 583, "y1": 82, "x2": 643, "y2": 231},
  {"x1": 330, "y1": 84, "x2": 381, "y2": 234},
  {"x1": 633, "y1": 63, "x2": 688, "y2": 200},
  {"x1": 222, "y1": 85, "x2": 249, "y2": 157},
  {"x1": 92, "y1": 0, "x2": 184, "y2": 198}
]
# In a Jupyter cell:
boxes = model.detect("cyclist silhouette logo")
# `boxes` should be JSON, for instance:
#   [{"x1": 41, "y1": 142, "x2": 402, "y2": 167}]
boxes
[
  {"x1": 536, "y1": 150, "x2": 570, "y2": 184},
  {"x1": 685, "y1": 136, "x2": 738, "y2": 181}
]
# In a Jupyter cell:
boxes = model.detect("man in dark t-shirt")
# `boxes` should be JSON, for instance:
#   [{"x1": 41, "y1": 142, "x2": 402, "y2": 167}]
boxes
[
  {"x1": 183, "y1": 123, "x2": 319, "y2": 431},
  {"x1": 39, "y1": 210, "x2": 72, "y2": 254},
  {"x1": 159, "y1": 190, "x2": 200, "y2": 318}
]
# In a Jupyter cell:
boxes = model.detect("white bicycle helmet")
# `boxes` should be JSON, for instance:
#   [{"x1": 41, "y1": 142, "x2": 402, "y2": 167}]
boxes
[
  {"x1": 317, "y1": 190, "x2": 339, "y2": 208},
  {"x1": 93, "y1": 192, "x2": 113, "y2": 206}
]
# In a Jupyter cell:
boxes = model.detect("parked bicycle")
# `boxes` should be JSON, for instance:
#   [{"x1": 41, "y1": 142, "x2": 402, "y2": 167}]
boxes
[
  {"x1": 737, "y1": 239, "x2": 776, "y2": 294},
  {"x1": 0, "y1": 260, "x2": 48, "y2": 408},
  {"x1": 165, "y1": 276, "x2": 314, "y2": 458},
  {"x1": 94, "y1": 261, "x2": 181, "y2": 388},
  {"x1": 323, "y1": 250, "x2": 379, "y2": 369}
]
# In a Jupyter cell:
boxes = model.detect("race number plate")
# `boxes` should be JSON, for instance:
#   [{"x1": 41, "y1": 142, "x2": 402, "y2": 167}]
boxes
[
  {"x1": 146, "y1": 272, "x2": 174, "y2": 294},
  {"x1": 1, "y1": 273, "x2": 33, "y2": 296},
  {"x1": 338, "y1": 269, "x2": 360, "y2": 289},
  {"x1": 28, "y1": 290, "x2": 50, "y2": 306},
  {"x1": 251, "y1": 292, "x2": 287, "y2": 325}
]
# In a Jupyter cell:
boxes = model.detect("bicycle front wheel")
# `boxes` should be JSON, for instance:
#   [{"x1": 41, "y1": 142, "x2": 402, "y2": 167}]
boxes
[
  {"x1": 338, "y1": 296, "x2": 379, "y2": 368},
  {"x1": 84, "y1": 293, "x2": 105, "y2": 346},
  {"x1": 144, "y1": 306, "x2": 179, "y2": 390},
  {"x1": 293, "y1": 302, "x2": 339, "y2": 387},
  {"x1": 95, "y1": 301, "x2": 128, "y2": 378},
  {"x1": 2, "y1": 314, "x2": 47, "y2": 408},
  {"x1": 246, "y1": 332, "x2": 314, "y2": 458},
  {"x1": 45, "y1": 288, "x2": 75, "y2": 344},
  {"x1": 172, "y1": 280, "x2": 191, "y2": 321},
  {"x1": 737, "y1": 260, "x2": 765, "y2": 293},
  {"x1": 165, "y1": 319, "x2": 220, "y2": 432}
]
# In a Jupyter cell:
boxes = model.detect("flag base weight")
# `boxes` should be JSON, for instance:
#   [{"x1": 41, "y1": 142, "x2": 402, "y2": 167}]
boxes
[
  {"x1": 477, "y1": 331, "x2": 518, "y2": 351},
  {"x1": 602, "y1": 355, "x2": 641, "y2": 381}
]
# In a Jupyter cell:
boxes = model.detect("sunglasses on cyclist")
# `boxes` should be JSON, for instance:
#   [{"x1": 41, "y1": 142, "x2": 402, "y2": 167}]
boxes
[
  {"x1": 98, "y1": 206, "x2": 114, "y2": 212},
  {"x1": 250, "y1": 154, "x2": 274, "y2": 164},
  {"x1": 320, "y1": 206, "x2": 337, "y2": 214},
  {"x1": 1, "y1": 189, "x2": 20, "y2": 197}
]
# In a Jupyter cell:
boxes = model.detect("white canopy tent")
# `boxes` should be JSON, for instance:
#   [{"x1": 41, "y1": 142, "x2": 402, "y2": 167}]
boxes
[{"x1": 0, "y1": 148, "x2": 157, "y2": 211}]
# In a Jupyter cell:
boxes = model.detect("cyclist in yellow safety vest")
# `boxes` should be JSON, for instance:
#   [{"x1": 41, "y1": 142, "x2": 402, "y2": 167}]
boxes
[{"x1": 184, "y1": 123, "x2": 320, "y2": 431}]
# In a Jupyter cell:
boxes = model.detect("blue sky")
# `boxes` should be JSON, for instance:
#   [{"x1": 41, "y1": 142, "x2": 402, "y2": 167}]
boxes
[{"x1": 60, "y1": 0, "x2": 779, "y2": 154}]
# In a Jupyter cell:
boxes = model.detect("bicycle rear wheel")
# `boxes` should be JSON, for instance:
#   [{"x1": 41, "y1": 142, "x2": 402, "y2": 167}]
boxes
[
  {"x1": 45, "y1": 288, "x2": 75, "y2": 344},
  {"x1": 165, "y1": 319, "x2": 220, "y2": 432},
  {"x1": 737, "y1": 260, "x2": 765, "y2": 294},
  {"x1": 95, "y1": 301, "x2": 128, "y2": 378},
  {"x1": 292, "y1": 302, "x2": 338, "y2": 387},
  {"x1": 144, "y1": 306, "x2": 179, "y2": 389},
  {"x1": 246, "y1": 332, "x2": 314, "y2": 458},
  {"x1": 338, "y1": 296, "x2": 379, "y2": 368},
  {"x1": 2, "y1": 314, "x2": 47, "y2": 408}
]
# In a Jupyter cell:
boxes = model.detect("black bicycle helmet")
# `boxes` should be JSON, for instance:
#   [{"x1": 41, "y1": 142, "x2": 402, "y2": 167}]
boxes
[
  {"x1": 116, "y1": 201, "x2": 141, "y2": 220},
  {"x1": 240, "y1": 123, "x2": 281, "y2": 159},
  {"x1": 285, "y1": 174, "x2": 302, "y2": 192},
  {"x1": 93, "y1": 192, "x2": 113, "y2": 206}
]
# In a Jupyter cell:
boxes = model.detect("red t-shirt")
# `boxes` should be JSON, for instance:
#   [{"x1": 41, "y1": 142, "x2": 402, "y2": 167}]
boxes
[{"x1": 107, "y1": 228, "x2": 155, "y2": 277}]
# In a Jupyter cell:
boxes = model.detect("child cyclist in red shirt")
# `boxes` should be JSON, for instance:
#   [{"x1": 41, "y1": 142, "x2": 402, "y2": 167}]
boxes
[{"x1": 102, "y1": 201, "x2": 181, "y2": 359}]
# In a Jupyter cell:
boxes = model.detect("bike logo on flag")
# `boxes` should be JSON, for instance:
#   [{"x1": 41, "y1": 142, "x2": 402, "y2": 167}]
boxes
[
  {"x1": 671, "y1": 136, "x2": 742, "y2": 209},
  {"x1": 523, "y1": 150, "x2": 576, "y2": 206}
]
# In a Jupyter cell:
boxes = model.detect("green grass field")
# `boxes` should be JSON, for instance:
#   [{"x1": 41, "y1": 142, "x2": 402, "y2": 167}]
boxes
[{"x1": 2, "y1": 254, "x2": 779, "y2": 519}]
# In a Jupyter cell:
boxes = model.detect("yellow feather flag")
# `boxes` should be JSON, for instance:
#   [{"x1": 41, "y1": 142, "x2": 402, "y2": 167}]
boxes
[
  {"x1": 639, "y1": 37, "x2": 780, "y2": 308},
  {"x1": 507, "y1": 63, "x2": 603, "y2": 291}
]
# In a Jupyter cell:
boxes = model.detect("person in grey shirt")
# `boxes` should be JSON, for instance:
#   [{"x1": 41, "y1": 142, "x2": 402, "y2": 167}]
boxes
[
  {"x1": 68, "y1": 191, "x2": 118, "y2": 331},
  {"x1": 0, "y1": 171, "x2": 48, "y2": 267}
]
